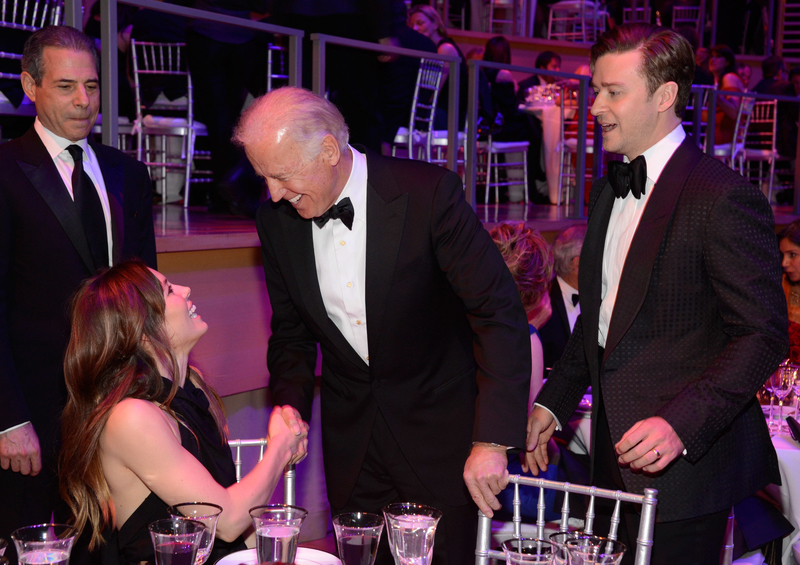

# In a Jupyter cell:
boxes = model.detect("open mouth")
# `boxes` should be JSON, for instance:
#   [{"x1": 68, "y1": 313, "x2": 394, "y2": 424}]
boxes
[
  {"x1": 600, "y1": 123, "x2": 617, "y2": 133},
  {"x1": 289, "y1": 194, "x2": 302, "y2": 204},
  {"x1": 189, "y1": 304, "x2": 197, "y2": 319}
]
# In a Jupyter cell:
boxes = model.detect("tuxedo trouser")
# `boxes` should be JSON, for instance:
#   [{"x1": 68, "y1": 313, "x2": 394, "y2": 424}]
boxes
[
  {"x1": 332, "y1": 409, "x2": 477, "y2": 565},
  {"x1": 593, "y1": 398, "x2": 729, "y2": 565}
]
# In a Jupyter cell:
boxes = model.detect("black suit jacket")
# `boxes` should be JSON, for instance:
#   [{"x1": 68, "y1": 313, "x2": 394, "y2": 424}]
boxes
[
  {"x1": 538, "y1": 280, "x2": 573, "y2": 371},
  {"x1": 0, "y1": 126, "x2": 156, "y2": 536},
  {"x1": 537, "y1": 138, "x2": 787, "y2": 522},
  {"x1": 257, "y1": 150, "x2": 530, "y2": 509}
]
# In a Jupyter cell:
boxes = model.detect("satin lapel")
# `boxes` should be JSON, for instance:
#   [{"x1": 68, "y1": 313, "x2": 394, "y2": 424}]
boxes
[
  {"x1": 278, "y1": 206, "x2": 368, "y2": 371},
  {"x1": 17, "y1": 129, "x2": 95, "y2": 273},
  {"x1": 604, "y1": 140, "x2": 703, "y2": 358},
  {"x1": 365, "y1": 181, "x2": 408, "y2": 360},
  {"x1": 579, "y1": 180, "x2": 615, "y2": 378},
  {"x1": 91, "y1": 141, "x2": 125, "y2": 264}
]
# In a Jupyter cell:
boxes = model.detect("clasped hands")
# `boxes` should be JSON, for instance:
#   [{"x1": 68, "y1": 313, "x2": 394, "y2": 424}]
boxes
[{"x1": 522, "y1": 407, "x2": 684, "y2": 476}]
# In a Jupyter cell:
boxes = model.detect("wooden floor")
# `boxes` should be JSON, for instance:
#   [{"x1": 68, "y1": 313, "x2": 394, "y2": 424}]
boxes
[{"x1": 153, "y1": 202, "x2": 800, "y2": 254}]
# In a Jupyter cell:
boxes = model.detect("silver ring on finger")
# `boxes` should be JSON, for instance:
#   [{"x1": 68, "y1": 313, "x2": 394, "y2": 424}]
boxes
[{"x1": 652, "y1": 448, "x2": 661, "y2": 460}]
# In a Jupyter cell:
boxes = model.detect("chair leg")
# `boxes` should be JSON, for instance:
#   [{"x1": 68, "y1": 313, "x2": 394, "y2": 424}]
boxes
[{"x1": 522, "y1": 149, "x2": 529, "y2": 205}]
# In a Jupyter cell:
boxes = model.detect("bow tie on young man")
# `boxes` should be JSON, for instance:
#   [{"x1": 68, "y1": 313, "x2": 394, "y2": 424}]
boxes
[
  {"x1": 314, "y1": 197, "x2": 354, "y2": 230},
  {"x1": 608, "y1": 155, "x2": 647, "y2": 199}
]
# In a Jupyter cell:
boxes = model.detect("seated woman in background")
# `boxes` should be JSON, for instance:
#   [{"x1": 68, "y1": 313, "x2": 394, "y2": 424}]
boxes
[
  {"x1": 490, "y1": 222, "x2": 563, "y2": 520},
  {"x1": 59, "y1": 260, "x2": 308, "y2": 565},
  {"x1": 708, "y1": 44, "x2": 745, "y2": 145},
  {"x1": 482, "y1": 36, "x2": 534, "y2": 143},
  {"x1": 779, "y1": 220, "x2": 800, "y2": 362}
]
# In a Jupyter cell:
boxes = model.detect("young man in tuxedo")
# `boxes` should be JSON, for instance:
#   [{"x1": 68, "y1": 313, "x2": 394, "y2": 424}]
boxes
[
  {"x1": 525, "y1": 24, "x2": 787, "y2": 564},
  {"x1": 236, "y1": 86, "x2": 531, "y2": 565}
]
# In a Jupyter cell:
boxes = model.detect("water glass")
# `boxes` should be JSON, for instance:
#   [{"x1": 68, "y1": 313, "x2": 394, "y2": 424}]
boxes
[
  {"x1": 11, "y1": 524, "x2": 76, "y2": 565},
  {"x1": 333, "y1": 512, "x2": 384, "y2": 565},
  {"x1": 249, "y1": 504, "x2": 307, "y2": 564},
  {"x1": 772, "y1": 366, "x2": 794, "y2": 433},
  {"x1": 549, "y1": 531, "x2": 587, "y2": 565},
  {"x1": 166, "y1": 502, "x2": 222, "y2": 564},
  {"x1": 148, "y1": 518, "x2": 205, "y2": 565},
  {"x1": 565, "y1": 536, "x2": 626, "y2": 565},
  {"x1": 501, "y1": 538, "x2": 556, "y2": 564},
  {"x1": 382, "y1": 503, "x2": 442, "y2": 565}
]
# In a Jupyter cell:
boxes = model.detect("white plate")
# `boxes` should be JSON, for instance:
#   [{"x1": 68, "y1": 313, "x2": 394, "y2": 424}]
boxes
[{"x1": 215, "y1": 547, "x2": 341, "y2": 565}]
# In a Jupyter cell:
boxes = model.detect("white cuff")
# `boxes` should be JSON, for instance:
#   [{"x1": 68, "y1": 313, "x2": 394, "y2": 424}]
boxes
[{"x1": 533, "y1": 403, "x2": 562, "y2": 431}]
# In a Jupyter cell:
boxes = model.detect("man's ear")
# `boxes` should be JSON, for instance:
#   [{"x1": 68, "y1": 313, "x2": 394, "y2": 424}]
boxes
[
  {"x1": 657, "y1": 81, "x2": 679, "y2": 114},
  {"x1": 20, "y1": 72, "x2": 37, "y2": 101},
  {"x1": 321, "y1": 134, "x2": 341, "y2": 167}
]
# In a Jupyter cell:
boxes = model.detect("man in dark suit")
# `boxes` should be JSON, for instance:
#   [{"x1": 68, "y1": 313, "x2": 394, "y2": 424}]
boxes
[
  {"x1": 525, "y1": 24, "x2": 787, "y2": 565},
  {"x1": 0, "y1": 26, "x2": 156, "y2": 560},
  {"x1": 538, "y1": 225, "x2": 585, "y2": 373},
  {"x1": 235, "y1": 86, "x2": 530, "y2": 565}
]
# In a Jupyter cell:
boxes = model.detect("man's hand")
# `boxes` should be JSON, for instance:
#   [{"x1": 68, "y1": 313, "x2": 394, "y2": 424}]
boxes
[
  {"x1": 275, "y1": 405, "x2": 309, "y2": 465},
  {"x1": 0, "y1": 423, "x2": 41, "y2": 476},
  {"x1": 522, "y1": 407, "x2": 556, "y2": 474},
  {"x1": 463, "y1": 443, "x2": 509, "y2": 518},
  {"x1": 615, "y1": 416, "x2": 684, "y2": 473}
]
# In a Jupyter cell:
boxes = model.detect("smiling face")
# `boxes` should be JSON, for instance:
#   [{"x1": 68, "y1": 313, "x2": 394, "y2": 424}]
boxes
[
  {"x1": 21, "y1": 47, "x2": 99, "y2": 141},
  {"x1": 781, "y1": 239, "x2": 800, "y2": 283},
  {"x1": 409, "y1": 12, "x2": 436, "y2": 39},
  {"x1": 148, "y1": 269, "x2": 207, "y2": 356},
  {"x1": 245, "y1": 128, "x2": 345, "y2": 220},
  {"x1": 590, "y1": 50, "x2": 677, "y2": 161}
]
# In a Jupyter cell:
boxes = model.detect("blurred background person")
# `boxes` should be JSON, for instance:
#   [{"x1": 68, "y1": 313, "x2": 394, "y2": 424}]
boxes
[{"x1": 709, "y1": 44, "x2": 745, "y2": 144}]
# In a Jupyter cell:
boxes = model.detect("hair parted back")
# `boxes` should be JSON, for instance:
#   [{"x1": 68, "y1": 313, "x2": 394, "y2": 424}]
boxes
[
  {"x1": 591, "y1": 23, "x2": 695, "y2": 119},
  {"x1": 232, "y1": 86, "x2": 349, "y2": 163},
  {"x1": 59, "y1": 259, "x2": 227, "y2": 549},
  {"x1": 408, "y1": 4, "x2": 448, "y2": 39},
  {"x1": 490, "y1": 222, "x2": 554, "y2": 314},
  {"x1": 22, "y1": 25, "x2": 99, "y2": 86},
  {"x1": 535, "y1": 50, "x2": 560, "y2": 69},
  {"x1": 779, "y1": 219, "x2": 800, "y2": 248},
  {"x1": 553, "y1": 225, "x2": 587, "y2": 277}
]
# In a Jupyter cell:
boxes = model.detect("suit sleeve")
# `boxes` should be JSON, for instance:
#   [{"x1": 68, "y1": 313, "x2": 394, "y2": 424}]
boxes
[
  {"x1": 658, "y1": 181, "x2": 788, "y2": 462},
  {"x1": 256, "y1": 206, "x2": 318, "y2": 423},
  {"x1": 429, "y1": 170, "x2": 531, "y2": 448},
  {"x1": 0, "y1": 180, "x2": 31, "y2": 430}
]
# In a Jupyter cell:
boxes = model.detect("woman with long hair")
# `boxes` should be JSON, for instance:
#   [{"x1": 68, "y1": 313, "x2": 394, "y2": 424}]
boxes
[
  {"x1": 59, "y1": 259, "x2": 307, "y2": 564},
  {"x1": 709, "y1": 44, "x2": 745, "y2": 145}
]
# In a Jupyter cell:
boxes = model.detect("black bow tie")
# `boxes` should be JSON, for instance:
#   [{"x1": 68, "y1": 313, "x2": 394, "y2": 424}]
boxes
[
  {"x1": 313, "y1": 197, "x2": 354, "y2": 230},
  {"x1": 608, "y1": 155, "x2": 647, "y2": 199},
  {"x1": 571, "y1": 293, "x2": 579, "y2": 307}
]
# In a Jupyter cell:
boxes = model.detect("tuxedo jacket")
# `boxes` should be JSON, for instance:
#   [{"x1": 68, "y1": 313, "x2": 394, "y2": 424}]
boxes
[
  {"x1": 538, "y1": 280, "x2": 573, "y2": 371},
  {"x1": 536, "y1": 139, "x2": 787, "y2": 522},
  {"x1": 257, "y1": 150, "x2": 531, "y2": 509},
  {"x1": 0, "y1": 126, "x2": 156, "y2": 447}
]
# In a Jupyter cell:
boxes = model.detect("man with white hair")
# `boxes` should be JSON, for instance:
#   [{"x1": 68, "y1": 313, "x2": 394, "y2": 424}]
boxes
[{"x1": 235, "y1": 86, "x2": 530, "y2": 565}]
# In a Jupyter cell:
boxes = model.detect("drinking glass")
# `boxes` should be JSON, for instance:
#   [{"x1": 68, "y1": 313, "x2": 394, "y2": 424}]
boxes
[
  {"x1": 11, "y1": 524, "x2": 76, "y2": 565},
  {"x1": 772, "y1": 366, "x2": 794, "y2": 434},
  {"x1": 249, "y1": 504, "x2": 307, "y2": 564},
  {"x1": 501, "y1": 538, "x2": 556, "y2": 564},
  {"x1": 564, "y1": 536, "x2": 626, "y2": 565},
  {"x1": 166, "y1": 502, "x2": 222, "y2": 565},
  {"x1": 148, "y1": 518, "x2": 205, "y2": 565},
  {"x1": 549, "y1": 531, "x2": 587, "y2": 565},
  {"x1": 332, "y1": 512, "x2": 384, "y2": 565},
  {"x1": 382, "y1": 503, "x2": 442, "y2": 565}
]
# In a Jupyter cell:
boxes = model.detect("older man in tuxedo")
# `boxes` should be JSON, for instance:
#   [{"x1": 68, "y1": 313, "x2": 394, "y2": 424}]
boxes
[
  {"x1": 525, "y1": 24, "x2": 787, "y2": 565},
  {"x1": 235, "y1": 86, "x2": 530, "y2": 565},
  {"x1": 0, "y1": 25, "x2": 156, "y2": 558}
]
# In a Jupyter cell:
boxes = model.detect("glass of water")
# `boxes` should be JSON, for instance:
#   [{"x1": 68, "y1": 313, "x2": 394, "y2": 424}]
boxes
[
  {"x1": 10, "y1": 525, "x2": 76, "y2": 565},
  {"x1": 167, "y1": 502, "x2": 222, "y2": 564},
  {"x1": 382, "y1": 503, "x2": 442, "y2": 565},
  {"x1": 149, "y1": 518, "x2": 205, "y2": 565},
  {"x1": 502, "y1": 538, "x2": 556, "y2": 564},
  {"x1": 249, "y1": 504, "x2": 307, "y2": 564},
  {"x1": 565, "y1": 536, "x2": 626, "y2": 565},
  {"x1": 333, "y1": 512, "x2": 384, "y2": 565}
]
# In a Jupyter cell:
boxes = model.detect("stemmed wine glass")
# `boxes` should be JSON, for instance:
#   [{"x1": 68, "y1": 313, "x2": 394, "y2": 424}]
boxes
[{"x1": 771, "y1": 366, "x2": 794, "y2": 434}]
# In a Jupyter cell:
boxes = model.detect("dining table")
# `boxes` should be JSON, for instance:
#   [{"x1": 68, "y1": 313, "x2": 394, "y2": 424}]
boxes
[{"x1": 519, "y1": 99, "x2": 562, "y2": 205}]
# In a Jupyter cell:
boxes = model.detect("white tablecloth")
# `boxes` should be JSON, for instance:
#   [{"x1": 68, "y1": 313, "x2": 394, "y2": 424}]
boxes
[{"x1": 765, "y1": 433, "x2": 800, "y2": 565}]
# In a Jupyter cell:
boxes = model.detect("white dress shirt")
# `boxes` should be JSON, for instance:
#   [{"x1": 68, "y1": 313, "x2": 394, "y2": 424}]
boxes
[
  {"x1": 598, "y1": 124, "x2": 686, "y2": 347},
  {"x1": 312, "y1": 145, "x2": 370, "y2": 364},
  {"x1": 556, "y1": 275, "x2": 580, "y2": 332},
  {"x1": 34, "y1": 118, "x2": 113, "y2": 266}
]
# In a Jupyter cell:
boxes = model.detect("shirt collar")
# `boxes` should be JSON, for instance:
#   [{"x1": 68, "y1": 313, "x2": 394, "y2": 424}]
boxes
[
  {"x1": 626, "y1": 124, "x2": 686, "y2": 186},
  {"x1": 334, "y1": 144, "x2": 367, "y2": 225},
  {"x1": 35, "y1": 117, "x2": 89, "y2": 160}
]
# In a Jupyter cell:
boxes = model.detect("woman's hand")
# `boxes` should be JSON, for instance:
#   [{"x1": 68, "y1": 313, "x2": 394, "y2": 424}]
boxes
[{"x1": 268, "y1": 406, "x2": 309, "y2": 465}]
